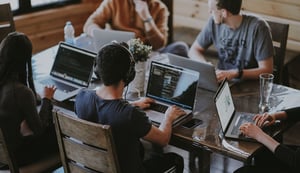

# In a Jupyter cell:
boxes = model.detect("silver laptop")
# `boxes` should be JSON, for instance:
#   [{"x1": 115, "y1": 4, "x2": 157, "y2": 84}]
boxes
[
  {"x1": 92, "y1": 29, "x2": 135, "y2": 52},
  {"x1": 36, "y1": 42, "x2": 96, "y2": 101},
  {"x1": 214, "y1": 79, "x2": 276, "y2": 142},
  {"x1": 145, "y1": 61, "x2": 199, "y2": 126},
  {"x1": 167, "y1": 53, "x2": 218, "y2": 92}
]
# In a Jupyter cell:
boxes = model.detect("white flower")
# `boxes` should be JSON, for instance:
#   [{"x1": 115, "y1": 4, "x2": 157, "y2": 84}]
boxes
[{"x1": 128, "y1": 38, "x2": 152, "y2": 62}]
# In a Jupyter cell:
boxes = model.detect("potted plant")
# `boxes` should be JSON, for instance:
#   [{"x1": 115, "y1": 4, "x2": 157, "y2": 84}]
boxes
[
  {"x1": 127, "y1": 38, "x2": 152, "y2": 95},
  {"x1": 128, "y1": 38, "x2": 152, "y2": 62}
]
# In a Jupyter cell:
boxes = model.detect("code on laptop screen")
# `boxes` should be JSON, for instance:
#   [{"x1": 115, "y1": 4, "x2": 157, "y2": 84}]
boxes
[
  {"x1": 50, "y1": 43, "x2": 96, "y2": 86},
  {"x1": 146, "y1": 61, "x2": 199, "y2": 110}
]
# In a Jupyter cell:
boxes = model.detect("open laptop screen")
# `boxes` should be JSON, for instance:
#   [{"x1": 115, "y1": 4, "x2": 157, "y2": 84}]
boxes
[
  {"x1": 146, "y1": 61, "x2": 199, "y2": 110},
  {"x1": 92, "y1": 29, "x2": 135, "y2": 52},
  {"x1": 50, "y1": 43, "x2": 96, "y2": 86},
  {"x1": 214, "y1": 80, "x2": 235, "y2": 132},
  {"x1": 167, "y1": 53, "x2": 218, "y2": 92}
]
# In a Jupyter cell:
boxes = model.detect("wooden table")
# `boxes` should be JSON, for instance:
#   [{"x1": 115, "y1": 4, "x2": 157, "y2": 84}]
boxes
[
  {"x1": 168, "y1": 78, "x2": 300, "y2": 172},
  {"x1": 32, "y1": 39, "x2": 300, "y2": 173}
]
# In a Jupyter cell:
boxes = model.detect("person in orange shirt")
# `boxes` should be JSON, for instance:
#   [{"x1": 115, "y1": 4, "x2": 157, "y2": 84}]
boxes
[{"x1": 84, "y1": 0, "x2": 189, "y2": 57}]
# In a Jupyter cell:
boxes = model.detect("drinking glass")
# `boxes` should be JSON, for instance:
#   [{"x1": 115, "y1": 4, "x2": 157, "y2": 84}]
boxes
[
  {"x1": 192, "y1": 123, "x2": 207, "y2": 141},
  {"x1": 258, "y1": 73, "x2": 274, "y2": 113}
]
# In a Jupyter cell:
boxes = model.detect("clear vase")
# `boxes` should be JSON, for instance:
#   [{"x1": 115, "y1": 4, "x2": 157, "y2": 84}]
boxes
[{"x1": 127, "y1": 61, "x2": 146, "y2": 96}]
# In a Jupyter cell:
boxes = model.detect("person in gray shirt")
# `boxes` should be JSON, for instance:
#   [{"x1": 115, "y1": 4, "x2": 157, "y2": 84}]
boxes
[{"x1": 188, "y1": 0, "x2": 274, "y2": 83}]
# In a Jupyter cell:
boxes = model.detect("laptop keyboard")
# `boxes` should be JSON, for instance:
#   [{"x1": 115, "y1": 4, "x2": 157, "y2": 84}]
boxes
[
  {"x1": 231, "y1": 114, "x2": 254, "y2": 136},
  {"x1": 231, "y1": 113, "x2": 278, "y2": 137},
  {"x1": 149, "y1": 103, "x2": 168, "y2": 113},
  {"x1": 40, "y1": 78, "x2": 77, "y2": 93}
]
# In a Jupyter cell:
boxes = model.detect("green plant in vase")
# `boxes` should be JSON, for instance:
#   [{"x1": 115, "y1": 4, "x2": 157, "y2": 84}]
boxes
[
  {"x1": 127, "y1": 38, "x2": 152, "y2": 95},
  {"x1": 128, "y1": 38, "x2": 152, "y2": 62}
]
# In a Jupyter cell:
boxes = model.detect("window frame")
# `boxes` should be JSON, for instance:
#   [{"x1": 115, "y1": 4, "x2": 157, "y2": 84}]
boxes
[{"x1": 13, "y1": 0, "x2": 81, "y2": 16}]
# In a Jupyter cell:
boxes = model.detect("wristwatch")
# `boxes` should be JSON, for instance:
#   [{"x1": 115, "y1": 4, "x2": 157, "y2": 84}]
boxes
[
  {"x1": 143, "y1": 17, "x2": 153, "y2": 23},
  {"x1": 237, "y1": 68, "x2": 243, "y2": 79}
]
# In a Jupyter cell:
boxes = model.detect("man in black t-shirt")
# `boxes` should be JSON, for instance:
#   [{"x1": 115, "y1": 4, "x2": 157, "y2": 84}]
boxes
[{"x1": 75, "y1": 42, "x2": 185, "y2": 173}]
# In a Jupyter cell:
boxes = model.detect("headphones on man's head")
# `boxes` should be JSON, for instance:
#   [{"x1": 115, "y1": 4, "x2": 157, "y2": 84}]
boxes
[
  {"x1": 94, "y1": 41, "x2": 136, "y2": 86},
  {"x1": 114, "y1": 42, "x2": 136, "y2": 86}
]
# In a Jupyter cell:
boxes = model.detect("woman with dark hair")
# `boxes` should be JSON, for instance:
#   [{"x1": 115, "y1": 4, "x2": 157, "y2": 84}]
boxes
[{"x1": 0, "y1": 32, "x2": 58, "y2": 168}]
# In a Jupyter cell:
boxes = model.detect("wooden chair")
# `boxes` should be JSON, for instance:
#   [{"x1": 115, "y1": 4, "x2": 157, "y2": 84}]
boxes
[
  {"x1": 0, "y1": 128, "x2": 61, "y2": 173},
  {"x1": 161, "y1": 0, "x2": 173, "y2": 44},
  {"x1": 283, "y1": 53, "x2": 300, "y2": 88},
  {"x1": 53, "y1": 109, "x2": 121, "y2": 173},
  {"x1": 0, "y1": 3, "x2": 16, "y2": 42},
  {"x1": 267, "y1": 20, "x2": 289, "y2": 84},
  {"x1": 0, "y1": 128, "x2": 17, "y2": 173}
]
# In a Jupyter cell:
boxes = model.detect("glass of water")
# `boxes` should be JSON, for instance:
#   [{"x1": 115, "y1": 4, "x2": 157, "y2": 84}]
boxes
[{"x1": 258, "y1": 73, "x2": 274, "y2": 113}]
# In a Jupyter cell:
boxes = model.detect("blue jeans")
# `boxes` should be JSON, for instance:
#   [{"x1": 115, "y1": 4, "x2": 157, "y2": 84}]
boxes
[{"x1": 158, "y1": 41, "x2": 189, "y2": 57}]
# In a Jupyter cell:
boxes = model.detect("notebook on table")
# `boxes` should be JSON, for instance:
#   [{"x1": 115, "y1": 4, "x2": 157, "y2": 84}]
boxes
[
  {"x1": 36, "y1": 42, "x2": 96, "y2": 102},
  {"x1": 92, "y1": 29, "x2": 135, "y2": 52},
  {"x1": 214, "y1": 79, "x2": 275, "y2": 142},
  {"x1": 167, "y1": 53, "x2": 218, "y2": 92},
  {"x1": 145, "y1": 61, "x2": 200, "y2": 126}
]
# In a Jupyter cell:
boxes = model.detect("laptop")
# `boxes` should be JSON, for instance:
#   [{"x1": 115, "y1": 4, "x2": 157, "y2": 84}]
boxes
[
  {"x1": 145, "y1": 61, "x2": 200, "y2": 126},
  {"x1": 167, "y1": 53, "x2": 218, "y2": 92},
  {"x1": 92, "y1": 29, "x2": 135, "y2": 52},
  {"x1": 214, "y1": 79, "x2": 277, "y2": 142},
  {"x1": 36, "y1": 42, "x2": 96, "y2": 102}
]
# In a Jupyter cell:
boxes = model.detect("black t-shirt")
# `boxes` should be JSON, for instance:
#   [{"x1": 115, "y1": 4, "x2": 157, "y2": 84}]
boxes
[
  {"x1": 75, "y1": 89, "x2": 152, "y2": 173},
  {"x1": 274, "y1": 107, "x2": 300, "y2": 172},
  {"x1": 0, "y1": 79, "x2": 52, "y2": 149}
]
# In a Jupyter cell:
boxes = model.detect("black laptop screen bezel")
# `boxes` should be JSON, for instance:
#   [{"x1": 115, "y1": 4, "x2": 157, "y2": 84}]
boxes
[
  {"x1": 50, "y1": 42, "x2": 96, "y2": 87},
  {"x1": 146, "y1": 61, "x2": 199, "y2": 110},
  {"x1": 214, "y1": 78, "x2": 236, "y2": 133}
]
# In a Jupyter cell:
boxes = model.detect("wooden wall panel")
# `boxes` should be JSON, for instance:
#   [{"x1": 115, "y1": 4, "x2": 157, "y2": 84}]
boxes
[
  {"x1": 174, "y1": 0, "x2": 210, "y2": 21},
  {"x1": 271, "y1": 0, "x2": 300, "y2": 5},
  {"x1": 14, "y1": 2, "x2": 100, "y2": 53},
  {"x1": 242, "y1": 0, "x2": 300, "y2": 22}
]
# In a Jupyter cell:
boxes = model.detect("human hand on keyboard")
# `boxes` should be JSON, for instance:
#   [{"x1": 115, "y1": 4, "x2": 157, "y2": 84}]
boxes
[
  {"x1": 239, "y1": 122, "x2": 264, "y2": 140},
  {"x1": 41, "y1": 85, "x2": 56, "y2": 100},
  {"x1": 165, "y1": 105, "x2": 186, "y2": 122},
  {"x1": 131, "y1": 97, "x2": 155, "y2": 109},
  {"x1": 253, "y1": 113, "x2": 276, "y2": 128}
]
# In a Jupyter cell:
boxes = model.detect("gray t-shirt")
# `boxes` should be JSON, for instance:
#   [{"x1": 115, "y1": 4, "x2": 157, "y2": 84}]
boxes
[{"x1": 196, "y1": 15, "x2": 274, "y2": 70}]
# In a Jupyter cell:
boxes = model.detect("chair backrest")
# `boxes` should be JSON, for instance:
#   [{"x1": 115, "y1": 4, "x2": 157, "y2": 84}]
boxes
[
  {"x1": 0, "y1": 127, "x2": 61, "y2": 173},
  {"x1": 267, "y1": 20, "x2": 289, "y2": 84},
  {"x1": 161, "y1": 0, "x2": 173, "y2": 44},
  {"x1": 53, "y1": 109, "x2": 121, "y2": 173},
  {"x1": 0, "y1": 128, "x2": 19, "y2": 173},
  {"x1": 0, "y1": 3, "x2": 16, "y2": 42}
]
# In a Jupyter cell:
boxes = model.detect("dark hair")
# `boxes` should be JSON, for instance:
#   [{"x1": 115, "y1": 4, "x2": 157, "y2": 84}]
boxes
[
  {"x1": 95, "y1": 42, "x2": 133, "y2": 86},
  {"x1": 216, "y1": 0, "x2": 242, "y2": 15},
  {"x1": 0, "y1": 32, "x2": 37, "y2": 96}
]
